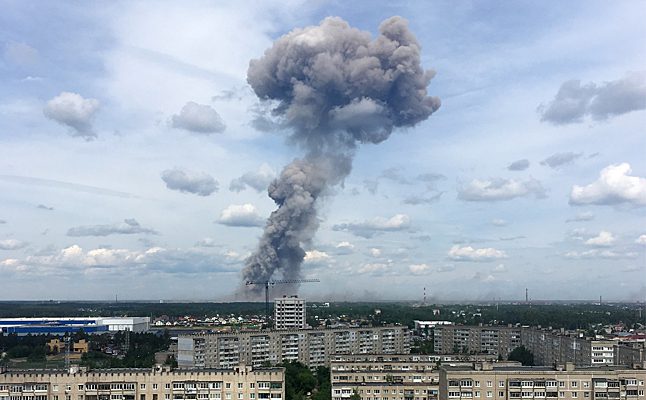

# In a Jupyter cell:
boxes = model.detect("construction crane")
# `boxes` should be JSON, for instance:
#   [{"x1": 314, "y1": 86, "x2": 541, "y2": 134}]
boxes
[{"x1": 245, "y1": 278, "x2": 320, "y2": 329}]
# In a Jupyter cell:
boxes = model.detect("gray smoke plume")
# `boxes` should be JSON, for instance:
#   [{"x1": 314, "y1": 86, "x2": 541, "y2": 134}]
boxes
[{"x1": 240, "y1": 16, "x2": 440, "y2": 298}]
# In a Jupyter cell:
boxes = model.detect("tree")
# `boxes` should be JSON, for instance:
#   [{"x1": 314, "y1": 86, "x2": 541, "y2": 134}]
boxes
[
  {"x1": 508, "y1": 346, "x2": 534, "y2": 366},
  {"x1": 349, "y1": 390, "x2": 361, "y2": 400}
]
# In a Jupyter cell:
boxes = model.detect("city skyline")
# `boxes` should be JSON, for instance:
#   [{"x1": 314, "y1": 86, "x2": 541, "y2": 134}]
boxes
[{"x1": 1, "y1": 1, "x2": 645, "y2": 301}]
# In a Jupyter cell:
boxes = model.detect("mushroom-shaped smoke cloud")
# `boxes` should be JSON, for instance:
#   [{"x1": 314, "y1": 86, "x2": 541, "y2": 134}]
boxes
[{"x1": 240, "y1": 16, "x2": 440, "y2": 298}]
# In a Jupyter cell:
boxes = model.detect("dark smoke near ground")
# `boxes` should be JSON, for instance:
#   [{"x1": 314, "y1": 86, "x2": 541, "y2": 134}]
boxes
[{"x1": 239, "y1": 16, "x2": 440, "y2": 298}]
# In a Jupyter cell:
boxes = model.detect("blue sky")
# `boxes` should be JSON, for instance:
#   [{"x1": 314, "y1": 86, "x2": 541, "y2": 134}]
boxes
[{"x1": 1, "y1": 0, "x2": 645, "y2": 301}]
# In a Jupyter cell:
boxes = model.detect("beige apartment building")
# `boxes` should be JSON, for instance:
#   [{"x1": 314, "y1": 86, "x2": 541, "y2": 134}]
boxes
[
  {"x1": 330, "y1": 355, "x2": 520, "y2": 400},
  {"x1": 177, "y1": 326, "x2": 410, "y2": 369},
  {"x1": 433, "y1": 326, "x2": 522, "y2": 358},
  {"x1": 438, "y1": 363, "x2": 646, "y2": 400},
  {"x1": 274, "y1": 297, "x2": 306, "y2": 330},
  {"x1": 0, "y1": 365, "x2": 284, "y2": 400}
]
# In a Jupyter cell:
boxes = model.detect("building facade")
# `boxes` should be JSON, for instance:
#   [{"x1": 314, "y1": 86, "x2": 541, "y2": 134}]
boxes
[
  {"x1": 433, "y1": 327, "x2": 522, "y2": 359},
  {"x1": 274, "y1": 297, "x2": 306, "y2": 330},
  {"x1": 0, "y1": 365, "x2": 284, "y2": 400},
  {"x1": 438, "y1": 363, "x2": 646, "y2": 400},
  {"x1": 330, "y1": 355, "x2": 521, "y2": 400},
  {"x1": 177, "y1": 326, "x2": 411, "y2": 369}
]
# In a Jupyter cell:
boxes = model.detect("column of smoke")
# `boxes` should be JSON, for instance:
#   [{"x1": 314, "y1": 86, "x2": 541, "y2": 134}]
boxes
[{"x1": 239, "y1": 16, "x2": 441, "y2": 298}]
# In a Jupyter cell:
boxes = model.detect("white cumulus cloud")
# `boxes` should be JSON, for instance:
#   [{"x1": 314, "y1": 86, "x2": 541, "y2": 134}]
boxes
[
  {"x1": 409, "y1": 263, "x2": 432, "y2": 275},
  {"x1": 161, "y1": 167, "x2": 218, "y2": 196},
  {"x1": 171, "y1": 101, "x2": 226, "y2": 133},
  {"x1": 570, "y1": 163, "x2": 646, "y2": 207},
  {"x1": 458, "y1": 177, "x2": 545, "y2": 201},
  {"x1": 303, "y1": 250, "x2": 330, "y2": 264},
  {"x1": 332, "y1": 214, "x2": 410, "y2": 238},
  {"x1": 229, "y1": 163, "x2": 276, "y2": 192},
  {"x1": 43, "y1": 91, "x2": 100, "y2": 139},
  {"x1": 585, "y1": 231, "x2": 616, "y2": 247},
  {"x1": 218, "y1": 204, "x2": 264, "y2": 227},
  {"x1": 636, "y1": 235, "x2": 646, "y2": 245},
  {"x1": 0, "y1": 239, "x2": 28, "y2": 250},
  {"x1": 448, "y1": 245, "x2": 507, "y2": 262}
]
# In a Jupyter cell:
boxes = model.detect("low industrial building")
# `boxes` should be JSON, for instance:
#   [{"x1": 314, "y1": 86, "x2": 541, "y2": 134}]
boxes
[
  {"x1": 177, "y1": 326, "x2": 411, "y2": 369},
  {"x1": 0, "y1": 317, "x2": 150, "y2": 335},
  {"x1": 0, "y1": 365, "x2": 285, "y2": 400}
]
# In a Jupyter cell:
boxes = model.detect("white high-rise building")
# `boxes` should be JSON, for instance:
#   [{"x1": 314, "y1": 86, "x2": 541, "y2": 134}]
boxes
[{"x1": 274, "y1": 295, "x2": 306, "y2": 330}]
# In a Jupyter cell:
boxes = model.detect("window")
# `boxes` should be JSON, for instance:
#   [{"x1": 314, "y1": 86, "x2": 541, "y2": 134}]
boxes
[
  {"x1": 476, "y1": 383, "x2": 481, "y2": 388},
  {"x1": 165, "y1": 395, "x2": 170, "y2": 400},
  {"x1": 475, "y1": 393, "x2": 480, "y2": 397},
  {"x1": 559, "y1": 383, "x2": 565, "y2": 388},
  {"x1": 153, "y1": 386, "x2": 158, "y2": 391},
  {"x1": 78, "y1": 386, "x2": 84, "y2": 391},
  {"x1": 238, "y1": 384, "x2": 243, "y2": 390},
  {"x1": 250, "y1": 395, "x2": 255, "y2": 399},
  {"x1": 500, "y1": 382, "x2": 505, "y2": 388},
  {"x1": 582, "y1": 383, "x2": 589, "y2": 389},
  {"x1": 487, "y1": 392, "x2": 493, "y2": 398},
  {"x1": 165, "y1": 385, "x2": 171, "y2": 390},
  {"x1": 226, "y1": 385, "x2": 231, "y2": 390},
  {"x1": 499, "y1": 392, "x2": 504, "y2": 397},
  {"x1": 584, "y1": 393, "x2": 589, "y2": 398},
  {"x1": 488, "y1": 383, "x2": 493, "y2": 388},
  {"x1": 448, "y1": 392, "x2": 460, "y2": 398},
  {"x1": 141, "y1": 385, "x2": 146, "y2": 390},
  {"x1": 572, "y1": 393, "x2": 578, "y2": 398},
  {"x1": 571, "y1": 383, "x2": 577, "y2": 389},
  {"x1": 238, "y1": 394, "x2": 243, "y2": 399},
  {"x1": 559, "y1": 393, "x2": 565, "y2": 398},
  {"x1": 250, "y1": 385, "x2": 255, "y2": 389}
]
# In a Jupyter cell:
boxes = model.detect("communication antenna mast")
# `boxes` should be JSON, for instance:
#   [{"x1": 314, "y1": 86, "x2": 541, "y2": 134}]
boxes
[{"x1": 245, "y1": 279, "x2": 320, "y2": 328}]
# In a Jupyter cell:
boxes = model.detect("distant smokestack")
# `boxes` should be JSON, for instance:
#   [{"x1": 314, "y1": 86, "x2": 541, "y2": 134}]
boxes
[
  {"x1": 239, "y1": 16, "x2": 440, "y2": 298},
  {"x1": 525, "y1": 288, "x2": 528, "y2": 303}
]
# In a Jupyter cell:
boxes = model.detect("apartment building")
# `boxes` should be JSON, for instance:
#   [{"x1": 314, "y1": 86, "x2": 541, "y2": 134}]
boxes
[
  {"x1": 330, "y1": 355, "x2": 521, "y2": 400},
  {"x1": 520, "y1": 328, "x2": 591, "y2": 367},
  {"x1": 0, "y1": 365, "x2": 284, "y2": 400},
  {"x1": 177, "y1": 326, "x2": 411, "y2": 369},
  {"x1": 438, "y1": 362, "x2": 646, "y2": 400},
  {"x1": 433, "y1": 327, "x2": 522, "y2": 359},
  {"x1": 274, "y1": 297, "x2": 306, "y2": 330}
]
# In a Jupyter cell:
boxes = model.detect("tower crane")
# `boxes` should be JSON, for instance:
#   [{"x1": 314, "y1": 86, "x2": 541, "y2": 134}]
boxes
[{"x1": 245, "y1": 278, "x2": 320, "y2": 329}]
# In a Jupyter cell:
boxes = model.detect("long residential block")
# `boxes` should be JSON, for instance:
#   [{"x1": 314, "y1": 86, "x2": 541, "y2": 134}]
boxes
[
  {"x1": 0, "y1": 365, "x2": 284, "y2": 400},
  {"x1": 177, "y1": 326, "x2": 411, "y2": 369},
  {"x1": 439, "y1": 363, "x2": 646, "y2": 400}
]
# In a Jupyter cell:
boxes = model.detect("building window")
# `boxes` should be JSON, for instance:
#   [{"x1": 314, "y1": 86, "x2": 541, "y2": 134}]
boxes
[
  {"x1": 487, "y1": 392, "x2": 493, "y2": 398},
  {"x1": 487, "y1": 383, "x2": 493, "y2": 388},
  {"x1": 499, "y1": 392, "x2": 504, "y2": 398},
  {"x1": 572, "y1": 393, "x2": 578, "y2": 398},
  {"x1": 141, "y1": 385, "x2": 146, "y2": 390},
  {"x1": 238, "y1": 384, "x2": 243, "y2": 390},
  {"x1": 559, "y1": 393, "x2": 565, "y2": 398},
  {"x1": 500, "y1": 382, "x2": 505, "y2": 388}
]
